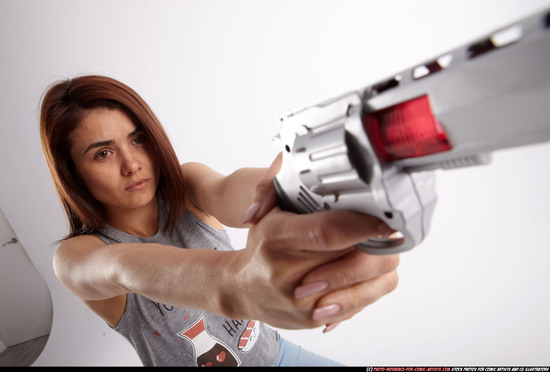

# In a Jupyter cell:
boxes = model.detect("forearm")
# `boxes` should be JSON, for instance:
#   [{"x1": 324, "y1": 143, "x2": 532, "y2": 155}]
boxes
[
  {"x1": 182, "y1": 162, "x2": 266, "y2": 227},
  {"x1": 102, "y1": 243, "x2": 239, "y2": 318},
  {"x1": 214, "y1": 167, "x2": 266, "y2": 226}
]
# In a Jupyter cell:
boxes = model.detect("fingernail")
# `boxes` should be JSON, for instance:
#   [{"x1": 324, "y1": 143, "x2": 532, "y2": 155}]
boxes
[
  {"x1": 294, "y1": 280, "x2": 329, "y2": 299},
  {"x1": 312, "y1": 304, "x2": 342, "y2": 321},
  {"x1": 241, "y1": 202, "x2": 262, "y2": 225},
  {"x1": 323, "y1": 322, "x2": 341, "y2": 333}
]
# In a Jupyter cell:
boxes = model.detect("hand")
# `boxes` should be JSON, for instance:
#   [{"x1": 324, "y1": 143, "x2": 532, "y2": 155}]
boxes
[
  {"x1": 234, "y1": 154, "x2": 399, "y2": 331},
  {"x1": 297, "y1": 248, "x2": 399, "y2": 333}
]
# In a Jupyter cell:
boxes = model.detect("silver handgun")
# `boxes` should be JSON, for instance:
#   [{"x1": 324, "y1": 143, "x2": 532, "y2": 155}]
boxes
[{"x1": 274, "y1": 9, "x2": 550, "y2": 255}]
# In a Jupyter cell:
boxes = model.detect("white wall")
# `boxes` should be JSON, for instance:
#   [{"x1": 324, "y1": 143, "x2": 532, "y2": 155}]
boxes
[
  {"x1": 0, "y1": 206, "x2": 52, "y2": 350},
  {"x1": 0, "y1": 0, "x2": 549, "y2": 366}
]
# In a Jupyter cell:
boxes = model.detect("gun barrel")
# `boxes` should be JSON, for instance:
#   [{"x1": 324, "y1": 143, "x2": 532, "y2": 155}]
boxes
[{"x1": 361, "y1": 9, "x2": 550, "y2": 172}]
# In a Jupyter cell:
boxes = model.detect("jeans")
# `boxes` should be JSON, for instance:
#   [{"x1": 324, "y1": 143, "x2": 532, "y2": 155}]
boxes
[{"x1": 274, "y1": 337, "x2": 345, "y2": 366}]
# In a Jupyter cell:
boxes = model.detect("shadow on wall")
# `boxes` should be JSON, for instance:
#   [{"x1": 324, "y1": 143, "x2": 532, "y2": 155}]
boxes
[{"x1": 0, "y1": 206, "x2": 52, "y2": 364}]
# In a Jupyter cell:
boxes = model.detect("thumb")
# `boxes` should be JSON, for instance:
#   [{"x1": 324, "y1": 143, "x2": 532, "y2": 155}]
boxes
[{"x1": 241, "y1": 152, "x2": 282, "y2": 226}]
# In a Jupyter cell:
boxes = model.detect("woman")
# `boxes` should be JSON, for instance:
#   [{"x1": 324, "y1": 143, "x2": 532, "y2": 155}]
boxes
[{"x1": 40, "y1": 75, "x2": 399, "y2": 366}]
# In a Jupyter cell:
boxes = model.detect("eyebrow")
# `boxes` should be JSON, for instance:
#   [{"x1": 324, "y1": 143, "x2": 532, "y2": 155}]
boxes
[{"x1": 83, "y1": 127, "x2": 143, "y2": 155}]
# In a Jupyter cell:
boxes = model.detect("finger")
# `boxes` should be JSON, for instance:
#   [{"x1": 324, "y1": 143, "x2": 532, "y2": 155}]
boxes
[
  {"x1": 256, "y1": 208, "x2": 388, "y2": 254},
  {"x1": 311, "y1": 270, "x2": 400, "y2": 325},
  {"x1": 241, "y1": 153, "x2": 282, "y2": 225},
  {"x1": 297, "y1": 251, "x2": 400, "y2": 296},
  {"x1": 252, "y1": 154, "x2": 281, "y2": 222}
]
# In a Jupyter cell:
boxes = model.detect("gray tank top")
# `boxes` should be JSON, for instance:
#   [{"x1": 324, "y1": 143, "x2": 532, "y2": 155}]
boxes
[{"x1": 94, "y1": 197, "x2": 279, "y2": 366}]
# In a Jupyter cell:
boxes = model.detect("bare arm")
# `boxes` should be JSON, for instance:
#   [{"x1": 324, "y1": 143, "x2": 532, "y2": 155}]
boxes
[
  {"x1": 53, "y1": 235, "x2": 239, "y2": 318},
  {"x1": 180, "y1": 161, "x2": 268, "y2": 227},
  {"x1": 53, "y1": 209, "x2": 398, "y2": 330}
]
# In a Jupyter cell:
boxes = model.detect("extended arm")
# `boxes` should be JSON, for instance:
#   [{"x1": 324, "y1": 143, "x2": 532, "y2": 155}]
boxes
[
  {"x1": 53, "y1": 235, "x2": 238, "y2": 317},
  {"x1": 53, "y1": 207, "x2": 398, "y2": 330},
  {"x1": 180, "y1": 161, "x2": 270, "y2": 227}
]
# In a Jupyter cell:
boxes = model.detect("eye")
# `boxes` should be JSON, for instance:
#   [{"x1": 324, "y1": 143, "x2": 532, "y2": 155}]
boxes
[
  {"x1": 95, "y1": 149, "x2": 113, "y2": 160},
  {"x1": 132, "y1": 133, "x2": 146, "y2": 145}
]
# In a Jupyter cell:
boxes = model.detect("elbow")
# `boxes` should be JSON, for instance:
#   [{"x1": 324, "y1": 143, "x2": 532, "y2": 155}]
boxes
[
  {"x1": 52, "y1": 245, "x2": 74, "y2": 289},
  {"x1": 52, "y1": 241, "x2": 129, "y2": 301}
]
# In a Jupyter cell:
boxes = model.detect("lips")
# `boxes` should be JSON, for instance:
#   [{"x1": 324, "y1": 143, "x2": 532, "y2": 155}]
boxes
[{"x1": 125, "y1": 178, "x2": 150, "y2": 191}]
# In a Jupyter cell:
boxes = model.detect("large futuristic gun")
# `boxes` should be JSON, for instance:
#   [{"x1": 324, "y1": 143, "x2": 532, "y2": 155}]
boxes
[{"x1": 273, "y1": 9, "x2": 550, "y2": 255}]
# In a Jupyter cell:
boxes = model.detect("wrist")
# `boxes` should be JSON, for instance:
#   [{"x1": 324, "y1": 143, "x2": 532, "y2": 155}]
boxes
[{"x1": 215, "y1": 250, "x2": 250, "y2": 320}]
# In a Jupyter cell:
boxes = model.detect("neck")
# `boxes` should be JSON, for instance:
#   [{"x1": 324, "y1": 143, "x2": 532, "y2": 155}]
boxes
[{"x1": 104, "y1": 197, "x2": 159, "y2": 238}]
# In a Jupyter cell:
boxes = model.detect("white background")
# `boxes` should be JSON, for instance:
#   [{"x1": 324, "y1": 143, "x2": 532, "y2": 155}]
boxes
[{"x1": 0, "y1": 0, "x2": 549, "y2": 366}]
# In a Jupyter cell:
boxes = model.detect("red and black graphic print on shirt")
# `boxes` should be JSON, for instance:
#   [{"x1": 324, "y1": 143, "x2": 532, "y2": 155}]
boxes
[
  {"x1": 238, "y1": 320, "x2": 259, "y2": 352},
  {"x1": 178, "y1": 316, "x2": 241, "y2": 367}
]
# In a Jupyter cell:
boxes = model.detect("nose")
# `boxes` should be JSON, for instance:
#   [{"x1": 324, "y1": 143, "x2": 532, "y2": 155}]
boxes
[{"x1": 121, "y1": 150, "x2": 142, "y2": 176}]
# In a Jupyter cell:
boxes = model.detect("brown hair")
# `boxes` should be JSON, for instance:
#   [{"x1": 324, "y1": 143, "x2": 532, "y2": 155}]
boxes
[{"x1": 40, "y1": 75, "x2": 185, "y2": 239}]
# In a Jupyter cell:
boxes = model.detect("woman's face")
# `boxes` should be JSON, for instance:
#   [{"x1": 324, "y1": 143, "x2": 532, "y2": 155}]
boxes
[{"x1": 69, "y1": 107, "x2": 160, "y2": 214}]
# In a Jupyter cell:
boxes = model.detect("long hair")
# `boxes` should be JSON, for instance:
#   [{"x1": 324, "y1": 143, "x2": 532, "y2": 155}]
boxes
[{"x1": 40, "y1": 75, "x2": 186, "y2": 239}]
